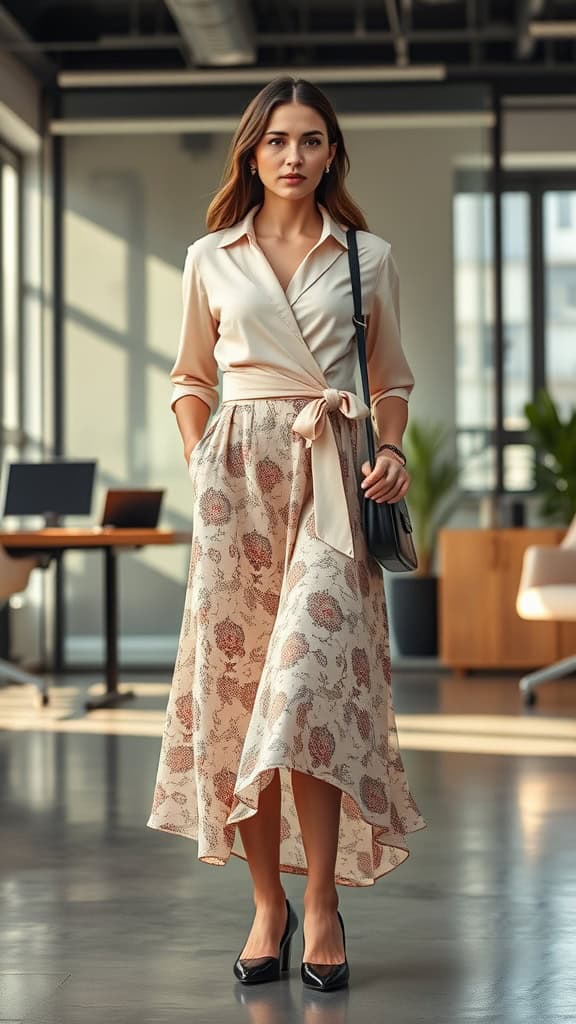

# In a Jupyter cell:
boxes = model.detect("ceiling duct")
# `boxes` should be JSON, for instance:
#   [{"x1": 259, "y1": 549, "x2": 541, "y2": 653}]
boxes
[{"x1": 163, "y1": 0, "x2": 256, "y2": 66}]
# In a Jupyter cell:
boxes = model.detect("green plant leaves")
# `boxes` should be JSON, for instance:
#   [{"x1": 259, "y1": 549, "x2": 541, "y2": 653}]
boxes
[
  {"x1": 404, "y1": 420, "x2": 460, "y2": 576},
  {"x1": 524, "y1": 389, "x2": 576, "y2": 525}
]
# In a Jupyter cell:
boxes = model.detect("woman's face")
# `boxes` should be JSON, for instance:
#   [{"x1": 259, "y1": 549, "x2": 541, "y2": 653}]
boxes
[{"x1": 251, "y1": 102, "x2": 337, "y2": 201}]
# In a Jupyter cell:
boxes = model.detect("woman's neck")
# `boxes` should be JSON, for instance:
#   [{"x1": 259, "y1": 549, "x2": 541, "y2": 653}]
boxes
[{"x1": 253, "y1": 193, "x2": 323, "y2": 240}]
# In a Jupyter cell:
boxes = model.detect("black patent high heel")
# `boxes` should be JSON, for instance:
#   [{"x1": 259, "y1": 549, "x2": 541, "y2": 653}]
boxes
[
  {"x1": 301, "y1": 910, "x2": 350, "y2": 992},
  {"x1": 233, "y1": 898, "x2": 299, "y2": 985}
]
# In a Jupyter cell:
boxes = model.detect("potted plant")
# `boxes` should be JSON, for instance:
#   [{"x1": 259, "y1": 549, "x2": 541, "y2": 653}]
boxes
[
  {"x1": 524, "y1": 388, "x2": 576, "y2": 525},
  {"x1": 388, "y1": 419, "x2": 460, "y2": 657}
]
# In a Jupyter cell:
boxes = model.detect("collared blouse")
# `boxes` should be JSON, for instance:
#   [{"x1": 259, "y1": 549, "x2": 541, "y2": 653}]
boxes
[
  {"x1": 170, "y1": 203, "x2": 414, "y2": 418},
  {"x1": 170, "y1": 203, "x2": 415, "y2": 559}
]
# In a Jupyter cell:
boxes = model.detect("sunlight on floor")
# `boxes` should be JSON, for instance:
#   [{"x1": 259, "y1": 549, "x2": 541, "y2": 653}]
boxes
[{"x1": 0, "y1": 682, "x2": 575, "y2": 755}]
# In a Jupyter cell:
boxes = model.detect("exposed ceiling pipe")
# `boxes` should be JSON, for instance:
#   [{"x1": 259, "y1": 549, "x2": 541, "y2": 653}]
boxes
[
  {"x1": 256, "y1": 27, "x2": 529, "y2": 45},
  {"x1": 162, "y1": 0, "x2": 255, "y2": 66},
  {"x1": 384, "y1": 0, "x2": 409, "y2": 65},
  {"x1": 400, "y1": 0, "x2": 413, "y2": 57},
  {"x1": 58, "y1": 65, "x2": 447, "y2": 89},
  {"x1": 529, "y1": 19, "x2": 576, "y2": 38},
  {"x1": 516, "y1": 0, "x2": 546, "y2": 59},
  {"x1": 2, "y1": 34, "x2": 180, "y2": 52},
  {"x1": 466, "y1": 0, "x2": 481, "y2": 66},
  {"x1": 1, "y1": 27, "x2": 530, "y2": 53},
  {"x1": 353, "y1": 0, "x2": 367, "y2": 38}
]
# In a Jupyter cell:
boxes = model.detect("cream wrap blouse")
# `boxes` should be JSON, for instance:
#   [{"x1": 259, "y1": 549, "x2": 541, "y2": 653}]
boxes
[{"x1": 170, "y1": 203, "x2": 415, "y2": 559}]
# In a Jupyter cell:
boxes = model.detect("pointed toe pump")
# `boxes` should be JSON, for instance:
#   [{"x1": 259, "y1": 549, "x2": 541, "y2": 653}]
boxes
[
  {"x1": 233, "y1": 899, "x2": 299, "y2": 985},
  {"x1": 301, "y1": 910, "x2": 350, "y2": 992}
]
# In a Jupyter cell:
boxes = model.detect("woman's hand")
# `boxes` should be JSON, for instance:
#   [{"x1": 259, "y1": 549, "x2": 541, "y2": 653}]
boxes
[{"x1": 360, "y1": 452, "x2": 411, "y2": 504}]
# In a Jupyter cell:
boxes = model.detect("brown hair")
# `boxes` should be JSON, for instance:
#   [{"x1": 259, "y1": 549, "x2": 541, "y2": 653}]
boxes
[{"x1": 206, "y1": 77, "x2": 369, "y2": 232}]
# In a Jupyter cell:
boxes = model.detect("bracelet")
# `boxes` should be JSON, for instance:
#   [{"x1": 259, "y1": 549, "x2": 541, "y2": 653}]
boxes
[{"x1": 376, "y1": 443, "x2": 406, "y2": 466}]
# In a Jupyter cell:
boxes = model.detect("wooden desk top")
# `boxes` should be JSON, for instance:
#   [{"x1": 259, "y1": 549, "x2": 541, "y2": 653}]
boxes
[{"x1": 0, "y1": 527, "x2": 192, "y2": 549}]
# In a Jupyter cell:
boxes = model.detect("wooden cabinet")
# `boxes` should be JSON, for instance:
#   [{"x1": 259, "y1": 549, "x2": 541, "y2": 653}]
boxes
[
  {"x1": 559, "y1": 622, "x2": 576, "y2": 659},
  {"x1": 439, "y1": 528, "x2": 568, "y2": 671}
]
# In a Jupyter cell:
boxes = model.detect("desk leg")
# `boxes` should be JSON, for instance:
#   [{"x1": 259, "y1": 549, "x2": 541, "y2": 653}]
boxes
[
  {"x1": 54, "y1": 553, "x2": 65, "y2": 673},
  {"x1": 85, "y1": 547, "x2": 135, "y2": 711}
]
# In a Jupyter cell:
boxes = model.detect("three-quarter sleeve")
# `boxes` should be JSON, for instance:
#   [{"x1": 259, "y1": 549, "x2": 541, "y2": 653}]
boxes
[
  {"x1": 170, "y1": 243, "x2": 220, "y2": 415},
  {"x1": 365, "y1": 248, "x2": 414, "y2": 410}
]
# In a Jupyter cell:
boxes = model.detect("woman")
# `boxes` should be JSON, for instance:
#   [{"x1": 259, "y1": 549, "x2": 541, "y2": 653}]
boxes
[{"x1": 147, "y1": 76, "x2": 427, "y2": 992}]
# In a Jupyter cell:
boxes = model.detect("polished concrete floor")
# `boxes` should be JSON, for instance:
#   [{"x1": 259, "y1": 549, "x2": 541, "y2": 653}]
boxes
[{"x1": 1, "y1": 670, "x2": 575, "y2": 1024}]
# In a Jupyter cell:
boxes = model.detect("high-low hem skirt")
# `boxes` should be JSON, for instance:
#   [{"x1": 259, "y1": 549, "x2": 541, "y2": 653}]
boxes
[{"x1": 147, "y1": 398, "x2": 427, "y2": 887}]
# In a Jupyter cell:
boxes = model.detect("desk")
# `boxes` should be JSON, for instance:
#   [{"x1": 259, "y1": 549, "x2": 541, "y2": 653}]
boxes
[{"x1": 0, "y1": 528, "x2": 191, "y2": 710}]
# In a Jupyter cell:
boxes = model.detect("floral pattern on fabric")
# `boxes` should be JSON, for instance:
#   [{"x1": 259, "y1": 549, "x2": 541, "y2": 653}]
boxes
[{"x1": 147, "y1": 398, "x2": 427, "y2": 885}]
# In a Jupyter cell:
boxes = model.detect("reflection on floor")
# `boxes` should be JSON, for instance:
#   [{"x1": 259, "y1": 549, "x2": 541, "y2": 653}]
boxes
[
  {"x1": 1, "y1": 670, "x2": 575, "y2": 1023},
  {"x1": 1, "y1": 674, "x2": 575, "y2": 755}
]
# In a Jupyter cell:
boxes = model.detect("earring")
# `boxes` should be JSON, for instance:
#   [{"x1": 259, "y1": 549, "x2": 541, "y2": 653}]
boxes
[
  {"x1": 325, "y1": 163, "x2": 331, "y2": 174},
  {"x1": 250, "y1": 164, "x2": 256, "y2": 176}
]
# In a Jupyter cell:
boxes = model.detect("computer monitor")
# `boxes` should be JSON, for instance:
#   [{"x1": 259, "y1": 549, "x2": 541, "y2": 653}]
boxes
[
  {"x1": 3, "y1": 460, "x2": 97, "y2": 525},
  {"x1": 101, "y1": 489, "x2": 164, "y2": 529}
]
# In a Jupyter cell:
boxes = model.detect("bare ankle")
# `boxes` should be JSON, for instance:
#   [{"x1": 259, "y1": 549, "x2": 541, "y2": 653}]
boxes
[
  {"x1": 253, "y1": 885, "x2": 286, "y2": 910},
  {"x1": 304, "y1": 887, "x2": 338, "y2": 913}
]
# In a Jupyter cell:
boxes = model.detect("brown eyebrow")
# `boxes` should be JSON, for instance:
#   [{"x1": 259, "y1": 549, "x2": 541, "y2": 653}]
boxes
[{"x1": 264, "y1": 130, "x2": 324, "y2": 137}]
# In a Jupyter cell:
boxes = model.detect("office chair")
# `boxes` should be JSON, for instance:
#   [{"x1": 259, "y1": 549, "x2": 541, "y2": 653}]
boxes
[
  {"x1": 0, "y1": 546, "x2": 50, "y2": 706},
  {"x1": 516, "y1": 516, "x2": 576, "y2": 706}
]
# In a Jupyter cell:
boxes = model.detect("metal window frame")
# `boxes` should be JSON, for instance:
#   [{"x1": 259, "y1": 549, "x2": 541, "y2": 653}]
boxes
[
  {"x1": 503, "y1": 168, "x2": 576, "y2": 398},
  {"x1": 0, "y1": 139, "x2": 24, "y2": 463}
]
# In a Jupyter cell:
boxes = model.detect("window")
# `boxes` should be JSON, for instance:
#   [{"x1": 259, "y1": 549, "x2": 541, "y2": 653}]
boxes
[
  {"x1": 556, "y1": 192, "x2": 573, "y2": 230},
  {"x1": 544, "y1": 191, "x2": 576, "y2": 418},
  {"x1": 454, "y1": 177, "x2": 576, "y2": 494}
]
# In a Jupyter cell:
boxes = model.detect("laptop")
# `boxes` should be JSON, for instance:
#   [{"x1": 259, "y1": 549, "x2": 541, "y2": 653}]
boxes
[{"x1": 100, "y1": 489, "x2": 164, "y2": 529}]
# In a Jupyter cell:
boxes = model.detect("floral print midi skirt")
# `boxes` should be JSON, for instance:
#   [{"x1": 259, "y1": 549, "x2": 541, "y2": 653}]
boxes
[{"x1": 147, "y1": 398, "x2": 427, "y2": 886}]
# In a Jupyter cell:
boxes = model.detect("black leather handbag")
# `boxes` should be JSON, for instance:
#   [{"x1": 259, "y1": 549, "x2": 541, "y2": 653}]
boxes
[{"x1": 346, "y1": 228, "x2": 418, "y2": 573}]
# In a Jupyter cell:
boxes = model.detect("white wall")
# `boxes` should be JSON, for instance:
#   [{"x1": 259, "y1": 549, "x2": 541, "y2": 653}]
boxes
[
  {"x1": 63, "y1": 132, "x2": 230, "y2": 661},
  {"x1": 504, "y1": 108, "x2": 576, "y2": 158}
]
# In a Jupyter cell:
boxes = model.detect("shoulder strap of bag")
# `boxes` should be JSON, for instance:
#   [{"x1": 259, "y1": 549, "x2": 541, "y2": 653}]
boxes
[{"x1": 346, "y1": 227, "x2": 377, "y2": 467}]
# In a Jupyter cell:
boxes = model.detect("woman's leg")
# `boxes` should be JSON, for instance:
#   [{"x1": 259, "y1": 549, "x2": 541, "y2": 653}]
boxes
[
  {"x1": 237, "y1": 768, "x2": 288, "y2": 959},
  {"x1": 291, "y1": 770, "x2": 346, "y2": 964}
]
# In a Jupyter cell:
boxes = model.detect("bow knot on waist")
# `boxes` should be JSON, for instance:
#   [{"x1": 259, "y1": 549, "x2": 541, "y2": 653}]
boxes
[
  {"x1": 291, "y1": 387, "x2": 369, "y2": 449},
  {"x1": 220, "y1": 369, "x2": 370, "y2": 558},
  {"x1": 323, "y1": 387, "x2": 342, "y2": 412},
  {"x1": 289, "y1": 387, "x2": 370, "y2": 559}
]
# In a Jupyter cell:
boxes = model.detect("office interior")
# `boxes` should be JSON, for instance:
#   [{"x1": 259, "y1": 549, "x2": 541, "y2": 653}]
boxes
[{"x1": 0, "y1": 3, "x2": 575, "y2": 1023}]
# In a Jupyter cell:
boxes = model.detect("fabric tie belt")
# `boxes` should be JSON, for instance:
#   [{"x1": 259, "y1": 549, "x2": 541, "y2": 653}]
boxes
[{"x1": 221, "y1": 369, "x2": 370, "y2": 559}]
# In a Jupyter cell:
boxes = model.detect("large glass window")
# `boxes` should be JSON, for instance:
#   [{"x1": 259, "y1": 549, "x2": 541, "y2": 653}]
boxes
[
  {"x1": 502, "y1": 193, "x2": 532, "y2": 432},
  {"x1": 453, "y1": 191, "x2": 494, "y2": 491},
  {"x1": 454, "y1": 178, "x2": 576, "y2": 495},
  {"x1": 543, "y1": 191, "x2": 576, "y2": 417}
]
